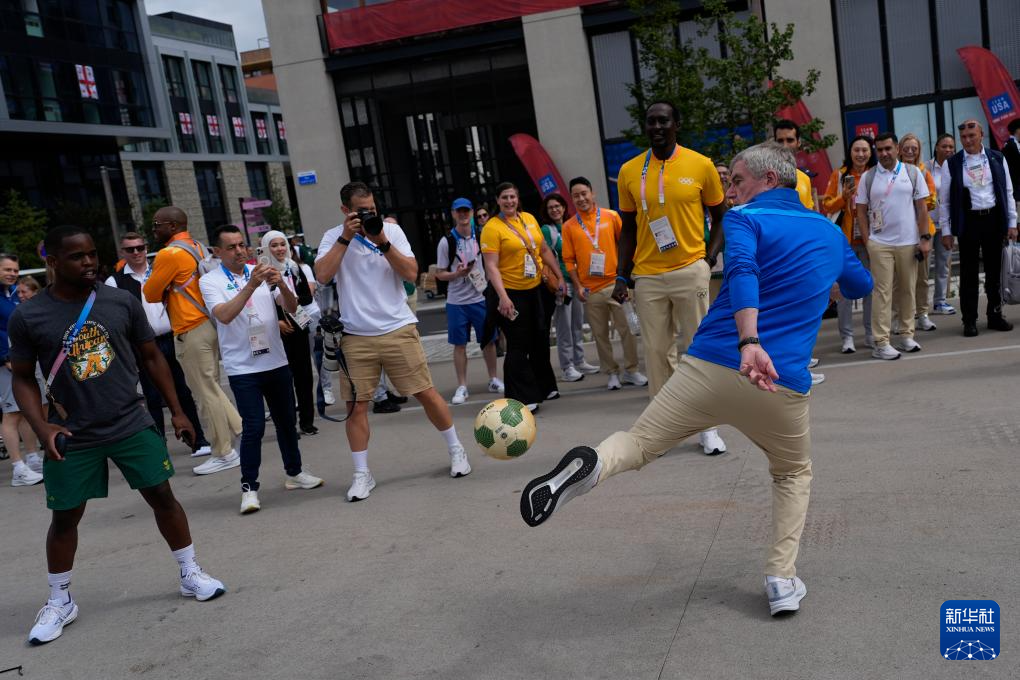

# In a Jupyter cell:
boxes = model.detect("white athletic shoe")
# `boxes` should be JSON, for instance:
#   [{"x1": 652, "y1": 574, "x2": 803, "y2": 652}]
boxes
[
  {"x1": 872, "y1": 344, "x2": 901, "y2": 360},
  {"x1": 699, "y1": 429, "x2": 727, "y2": 456},
  {"x1": 766, "y1": 576, "x2": 807, "y2": 616},
  {"x1": 347, "y1": 470, "x2": 376, "y2": 501},
  {"x1": 190, "y1": 445, "x2": 212, "y2": 458},
  {"x1": 546, "y1": 390, "x2": 560, "y2": 400},
  {"x1": 807, "y1": 357, "x2": 820, "y2": 369},
  {"x1": 323, "y1": 385, "x2": 337, "y2": 405},
  {"x1": 898, "y1": 337, "x2": 922, "y2": 353},
  {"x1": 180, "y1": 568, "x2": 226, "y2": 601},
  {"x1": 810, "y1": 372, "x2": 826, "y2": 386},
  {"x1": 561, "y1": 366, "x2": 584, "y2": 382},
  {"x1": 285, "y1": 471, "x2": 324, "y2": 490},
  {"x1": 916, "y1": 314, "x2": 937, "y2": 331},
  {"x1": 12, "y1": 462, "x2": 43, "y2": 487},
  {"x1": 520, "y1": 446, "x2": 601, "y2": 526},
  {"x1": 452, "y1": 385, "x2": 469, "y2": 405},
  {"x1": 28, "y1": 598, "x2": 78, "y2": 645},
  {"x1": 576, "y1": 360, "x2": 600, "y2": 375},
  {"x1": 240, "y1": 485, "x2": 260, "y2": 514},
  {"x1": 841, "y1": 337, "x2": 856, "y2": 354},
  {"x1": 488, "y1": 377, "x2": 505, "y2": 394},
  {"x1": 449, "y1": 444, "x2": 471, "y2": 478},
  {"x1": 24, "y1": 451, "x2": 43, "y2": 473},
  {"x1": 622, "y1": 370, "x2": 648, "y2": 386},
  {"x1": 193, "y1": 450, "x2": 240, "y2": 475},
  {"x1": 932, "y1": 302, "x2": 956, "y2": 315},
  {"x1": 606, "y1": 373, "x2": 622, "y2": 391}
]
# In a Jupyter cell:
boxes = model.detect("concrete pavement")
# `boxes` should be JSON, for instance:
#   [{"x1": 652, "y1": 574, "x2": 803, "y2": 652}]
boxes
[{"x1": 1, "y1": 305, "x2": 1017, "y2": 679}]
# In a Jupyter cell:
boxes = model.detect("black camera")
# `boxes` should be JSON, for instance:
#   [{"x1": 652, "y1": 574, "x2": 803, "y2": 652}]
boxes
[{"x1": 357, "y1": 208, "x2": 384, "y2": 236}]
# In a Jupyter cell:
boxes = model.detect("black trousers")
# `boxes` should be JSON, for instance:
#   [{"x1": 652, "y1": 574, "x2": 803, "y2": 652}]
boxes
[
  {"x1": 487, "y1": 286, "x2": 557, "y2": 405},
  {"x1": 958, "y1": 211, "x2": 1007, "y2": 324},
  {"x1": 139, "y1": 333, "x2": 208, "y2": 445},
  {"x1": 281, "y1": 325, "x2": 315, "y2": 430}
]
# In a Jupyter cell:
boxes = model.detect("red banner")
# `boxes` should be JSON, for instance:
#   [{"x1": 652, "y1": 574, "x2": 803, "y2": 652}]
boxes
[
  {"x1": 509, "y1": 133, "x2": 572, "y2": 217},
  {"x1": 324, "y1": 0, "x2": 604, "y2": 51},
  {"x1": 774, "y1": 98, "x2": 834, "y2": 197},
  {"x1": 957, "y1": 46, "x2": 1020, "y2": 149}
]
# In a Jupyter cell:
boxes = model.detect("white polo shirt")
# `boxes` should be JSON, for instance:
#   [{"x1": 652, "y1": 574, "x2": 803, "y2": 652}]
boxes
[
  {"x1": 315, "y1": 222, "x2": 417, "y2": 337},
  {"x1": 199, "y1": 266, "x2": 288, "y2": 377},
  {"x1": 856, "y1": 162, "x2": 929, "y2": 247}
]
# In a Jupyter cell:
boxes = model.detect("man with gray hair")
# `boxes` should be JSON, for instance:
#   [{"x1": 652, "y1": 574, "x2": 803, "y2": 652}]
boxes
[{"x1": 519, "y1": 142, "x2": 873, "y2": 617}]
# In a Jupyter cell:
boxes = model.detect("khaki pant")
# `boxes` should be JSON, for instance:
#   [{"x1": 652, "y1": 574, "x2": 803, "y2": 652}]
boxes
[
  {"x1": 584, "y1": 285, "x2": 638, "y2": 375},
  {"x1": 174, "y1": 319, "x2": 242, "y2": 457},
  {"x1": 596, "y1": 356, "x2": 812, "y2": 577},
  {"x1": 867, "y1": 242, "x2": 917, "y2": 346},
  {"x1": 633, "y1": 260, "x2": 711, "y2": 396}
]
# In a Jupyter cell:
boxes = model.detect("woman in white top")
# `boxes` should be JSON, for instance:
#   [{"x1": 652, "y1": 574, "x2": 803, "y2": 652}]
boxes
[{"x1": 929, "y1": 133, "x2": 957, "y2": 316}]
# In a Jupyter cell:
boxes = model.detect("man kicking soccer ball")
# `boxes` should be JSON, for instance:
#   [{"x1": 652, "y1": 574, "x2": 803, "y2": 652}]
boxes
[
  {"x1": 520, "y1": 143, "x2": 872, "y2": 616},
  {"x1": 10, "y1": 227, "x2": 225, "y2": 646}
]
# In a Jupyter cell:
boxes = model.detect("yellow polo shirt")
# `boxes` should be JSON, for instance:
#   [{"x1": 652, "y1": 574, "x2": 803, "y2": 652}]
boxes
[
  {"x1": 480, "y1": 212, "x2": 545, "y2": 291},
  {"x1": 617, "y1": 146, "x2": 724, "y2": 276},
  {"x1": 796, "y1": 170, "x2": 815, "y2": 210}
]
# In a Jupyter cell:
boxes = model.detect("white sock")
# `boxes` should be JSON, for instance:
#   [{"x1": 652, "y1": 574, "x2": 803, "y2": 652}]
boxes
[
  {"x1": 351, "y1": 450, "x2": 368, "y2": 472},
  {"x1": 439, "y1": 426, "x2": 461, "y2": 449},
  {"x1": 766, "y1": 575, "x2": 791, "y2": 584},
  {"x1": 47, "y1": 570, "x2": 72, "y2": 605},
  {"x1": 172, "y1": 544, "x2": 199, "y2": 576}
]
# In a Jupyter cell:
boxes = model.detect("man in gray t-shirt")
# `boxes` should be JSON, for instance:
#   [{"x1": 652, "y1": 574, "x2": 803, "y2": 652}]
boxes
[
  {"x1": 434, "y1": 197, "x2": 503, "y2": 405},
  {"x1": 10, "y1": 228, "x2": 225, "y2": 647}
]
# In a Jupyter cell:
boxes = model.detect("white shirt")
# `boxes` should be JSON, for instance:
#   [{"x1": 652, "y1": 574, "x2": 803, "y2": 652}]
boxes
[
  {"x1": 105, "y1": 264, "x2": 172, "y2": 336},
  {"x1": 436, "y1": 228, "x2": 485, "y2": 306},
  {"x1": 938, "y1": 148, "x2": 1017, "y2": 235},
  {"x1": 856, "y1": 162, "x2": 929, "y2": 246},
  {"x1": 199, "y1": 266, "x2": 288, "y2": 377},
  {"x1": 315, "y1": 222, "x2": 417, "y2": 336}
]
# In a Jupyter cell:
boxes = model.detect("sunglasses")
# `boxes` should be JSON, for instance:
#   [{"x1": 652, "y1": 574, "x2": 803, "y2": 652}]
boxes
[
  {"x1": 957, "y1": 122, "x2": 978, "y2": 131},
  {"x1": 152, "y1": 219, "x2": 176, "y2": 227},
  {"x1": 122, "y1": 245, "x2": 147, "y2": 253}
]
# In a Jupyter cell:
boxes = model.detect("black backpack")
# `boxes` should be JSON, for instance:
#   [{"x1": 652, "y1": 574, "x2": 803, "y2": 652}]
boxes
[{"x1": 436, "y1": 225, "x2": 480, "y2": 298}]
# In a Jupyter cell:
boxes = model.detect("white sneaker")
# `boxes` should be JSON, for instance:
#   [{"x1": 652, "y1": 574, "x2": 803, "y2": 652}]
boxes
[
  {"x1": 607, "y1": 373, "x2": 622, "y2": 391},
  {"x1": 916, "y1": 314, "x2": 937, "y2": 331},
  {"x1": 240, "y1": 485, "x2": 260, "y2": 514},
  {"x1": 24, "y1": 451, "x2": 43, "y2": 473},
  {"x1": 807, "y1": 357, "x2": 820, "y2": 369},
  {"x1": 863, "y1": 334, "x2": 875, "y2": 349},
  {"x1": 810, "y1": 372, "x2": 826, "y2": 386},
  {"x1": 347, "y1": 470, "x2": 376, "y2": 501},
  {"x1": 193, "y1": 450, "x2": 240, "y2": 475},
  {"x1": 452, "y1": 385, "x2": 469, "y2": 405},
  {"x1": 841, "y1": 337, "x2": 856, "y2": 354},
  {"x1": 872, "y1": 344, "x2": 901, "y2": 360},
  {"x1": 561, "y1": 366, "x2": 584, "y2": 382},
  {"x1": 449, "y1": 444, "x2": 471, "y2": 478},
  {"x1": 190, "y1": 444, "x2": 212, "y2": 458},
  {"x1": 285, "y1": 471, "x2": 324, "y2": 490},
  {"x1": 546, "y1": 390, "x2": 560, "y2": 400},
  {"x1": 488, "y1": 377, "x2": 505, "y2": 394},
  {"x1": 622, "y1": 370, "x2": 648, "y2": 386},
  {"x1": 932, "y1": 302, "x2": 956, "y2": 315},
  {"x1": 322, "y1": 386, "x2": 336, "y2": 405},
  {"x1": 520, "y1": 446, "x2": 601, "y2": 526},
  {"x1": 180, "y1": 568, "x2": 226, "y2": 601},
  {"x1": 12, "y1": 462, "x2": 43, "y2": 487},
  {"x1": 576, "y1": 360, "x2": 600, "y2": 375},
  {"x1": 699, "y1": 429, "x2": 726, "y2": 455},
  {"x1": 28, "y1": 598, "x2": 78, "y2": 645},
  {"x1": 899, "y1": 337, "x2": 922, "y2": 353},
  {"x1": 766, "y1": 576, "x2": 807, "y2": 616}
]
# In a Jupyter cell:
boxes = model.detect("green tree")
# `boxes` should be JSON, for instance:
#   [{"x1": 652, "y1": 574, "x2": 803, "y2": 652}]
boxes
[
  {"x1": 50, "y1": 199, "x2": 130, "y2": 268},
  {"x1": 262, "y1": 183, "x2": 301, "y2": 234},
  {"x1": 140, "y1": 199, "x2": 168, "y2": 245},
  {"x1": 0, "y1": 190, "x2": 48, "y2": 269},
  {"x1": 626, "y1": 0, "x2": 836, "y2": 164}
]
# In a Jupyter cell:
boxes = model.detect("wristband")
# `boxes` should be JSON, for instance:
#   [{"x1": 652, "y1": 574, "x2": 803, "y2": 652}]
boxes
[
  {"x1": 737, "y1": 336, "x2": 760, "y2": 351},
  {"x1": 378, "y1": 241, "x2": 392, "y2": 254},
  {"x1": 919, "y1": 234, "x2": 931, "y2": 241},
  {"x1": 337, "y1": 235, "x2": 351, "y2": 247},
  {"x1": 615, "y1": 275, "x2": 628, "y2": 284}
]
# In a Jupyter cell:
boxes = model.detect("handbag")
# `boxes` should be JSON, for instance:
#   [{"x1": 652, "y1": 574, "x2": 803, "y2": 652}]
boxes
[{"x1": 1000, "y1": 242, "x2": 1020, "y2": 305}]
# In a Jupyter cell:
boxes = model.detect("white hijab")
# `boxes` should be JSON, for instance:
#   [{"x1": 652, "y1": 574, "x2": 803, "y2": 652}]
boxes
[{"x1": 260, "y1": 230, "x2": 294, "y2": 272}]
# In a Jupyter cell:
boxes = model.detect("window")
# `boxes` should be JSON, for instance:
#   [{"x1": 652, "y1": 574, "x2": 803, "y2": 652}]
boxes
[
  {"x1": 273, "y1": 113, "x2": 287, "y2": 155},
  {"x1": 162, "y1": 55, "x2": 187, "y2": 99},
  {"x1": 230, "y1": 116, "x2": 249, "y2": 154},
  {"x1": 943, "y1": 97, "x2": 985, "y2": 147},
  {"x1": 934, "y1": 0, "x2": 982, "y2": 90},
  {"x1": 204, "y1": 114, "x2": 224, "y2": 153},
  {"x1": 892, "y1": 103, "x2": 937, "y2": 161},
  {"x1": 191, "y1": 60, "x2": 214, "y2": 102},
  {"x1": 218, "y1": 64, "x2": 239, "y2": 104},
  {"x1": 590, "y1": 32, "x2": 635, "y2": 140},
  {"x1": 133, "y1": 161, "x2": 168, "y2": 207},
  {"x1": 246, "y1": 162, "x2": 269, "y2": 200},
  {"x1": 251, "y1": 111, "x2": 271, "y2": 154},
  {"x1": 835, "y1": 0, "x2": 885, "y2": 105},
  {"x1": 885, "y1": 0, "x2": 934, "y2": 98},
  {"x1": 988, "y1": 0, "x2": 1020, "y2": 79}
]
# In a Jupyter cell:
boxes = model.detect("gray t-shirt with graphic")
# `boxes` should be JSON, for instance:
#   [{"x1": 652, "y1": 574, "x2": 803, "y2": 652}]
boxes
[{"x1": 8, "y1": 285, "x2": 155, "y2": 449}]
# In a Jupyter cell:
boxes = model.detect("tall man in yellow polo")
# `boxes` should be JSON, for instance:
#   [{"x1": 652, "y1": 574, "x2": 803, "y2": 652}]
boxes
[{"x1": 612, "y1": 100, "x2": 727, "y2": 456}]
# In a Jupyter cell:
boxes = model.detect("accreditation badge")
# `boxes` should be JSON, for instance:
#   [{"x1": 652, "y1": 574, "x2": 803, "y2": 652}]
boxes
[
  {"x1": 649, "y1": 216, "x2": 679, "y2": 252},
  {"x1": 248, "y1": 322, "x2": 271, "y2": 356},
  {"x1": 589, "y1": 252, "x2": 606, "y2": 277},
  {"x1": 523, "y1": 254, "x2": 538, "y2": 279}
]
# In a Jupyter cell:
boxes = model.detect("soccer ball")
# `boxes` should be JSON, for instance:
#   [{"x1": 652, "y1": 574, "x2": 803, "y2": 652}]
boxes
[{"x1": 473, "y1": 398, "x2": 537, "y2": 460}]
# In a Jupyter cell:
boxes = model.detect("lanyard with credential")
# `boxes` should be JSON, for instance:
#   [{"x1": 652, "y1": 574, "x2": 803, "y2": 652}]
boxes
[
  {"x1": 498, "y1": 214, "x2": 538, "y2": 252},
  {"x1": 220, "y1": 263, "x2": 250, "y2": 291},
  {"x1": 640, "y1": 145, "x2": 679, "y2": 211},
  {"x1": 576, "y1": 207, "x2": 602, "y2": 250},
  {"x1": 354, "y1": 234, "x2": 385, "y2": 256},
  {"x1": 452, "y1": 228, "x2": 478, "y2": 263},
  {"x1": 45, "y1": 289, "x2": 97, "y2": 417},
  {"x1": 880, "y1": 162, "x2": 902, "y2": 201}
]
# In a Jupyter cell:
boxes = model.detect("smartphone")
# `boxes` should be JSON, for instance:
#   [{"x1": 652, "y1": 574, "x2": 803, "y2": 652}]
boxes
[
  {"x1": 509, "y1": 309, "x2": 520, "y2": 321},
  {"x1": 255, "y1": 246, "x2": 271, "y2": 267},
  {"x1": 54, "y1": 432, "x2": 68, "y2": 456},
  {"x1": 843, "y1": 175, "x2": 856, "y2": 190}
]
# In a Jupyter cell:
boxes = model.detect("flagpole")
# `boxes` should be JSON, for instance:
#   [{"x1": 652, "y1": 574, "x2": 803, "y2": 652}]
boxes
[{"x1": 100, "y1": 166, "x2": 120, "y2": 254}]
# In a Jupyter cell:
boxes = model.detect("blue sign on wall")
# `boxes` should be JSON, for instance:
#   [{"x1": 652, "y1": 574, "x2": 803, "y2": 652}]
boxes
[{"x1": 297, "y1": 171, "x2": 317, "y2": 186}]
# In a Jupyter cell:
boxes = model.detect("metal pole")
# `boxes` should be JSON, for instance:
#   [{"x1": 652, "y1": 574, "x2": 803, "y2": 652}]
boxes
[{"x1": 100, "y1": 166, "x2": 119, "y2": 250}]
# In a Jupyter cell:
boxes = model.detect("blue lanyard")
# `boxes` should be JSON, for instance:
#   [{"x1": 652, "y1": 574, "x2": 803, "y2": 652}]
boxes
[
  {"x1": 45, "y1": 289, "x2": 97, "y2": 395},
  {"x1": 221, "y1": 264, "x2": 250, "y2": 291},
  {"x1": 355, "y1": 234, "x2": 384, "y2": 256}
]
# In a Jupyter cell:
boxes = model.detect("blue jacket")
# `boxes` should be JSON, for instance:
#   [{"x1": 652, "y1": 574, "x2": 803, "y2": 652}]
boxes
[
  {"x1": 688, "y1": 188, "x2": 873, "y2": 394},
  {"x1": 0, "y1": 284, "x2": 20, "y2": 362}
]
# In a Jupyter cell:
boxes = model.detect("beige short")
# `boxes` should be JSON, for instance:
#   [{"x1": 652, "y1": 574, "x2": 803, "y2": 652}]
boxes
[{"x1": 338, "y1": 324, "x2": 433, "y2": 402}]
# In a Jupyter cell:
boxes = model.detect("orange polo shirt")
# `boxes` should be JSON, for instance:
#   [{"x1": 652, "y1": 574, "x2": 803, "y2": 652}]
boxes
[
  {"x1": 142, "y1": 231, "x2": 210, "y2": 335},
  {"x1": 561, "y1": 206, "x2": 622, "y2": 293}
]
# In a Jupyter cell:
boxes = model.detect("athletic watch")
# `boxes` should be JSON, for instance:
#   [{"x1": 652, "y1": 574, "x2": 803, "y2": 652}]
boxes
[
  {"x1": 919, "y1": 234, "x2": 932, "y2": 241},
  {"x1": 737, "y1": 336, "x2": 760, "y2": 351},
  {"x1": 336, "y1": 235, "x2": 351, "y2": 247},
  {"x1": 378, "y1": 240, "x2": 392, "y2": 254}
]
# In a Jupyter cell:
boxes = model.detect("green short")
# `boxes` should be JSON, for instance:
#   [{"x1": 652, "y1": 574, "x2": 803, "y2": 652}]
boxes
[{"x1": 43, "y1": 427, "x2": 175, "y2": 511}]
